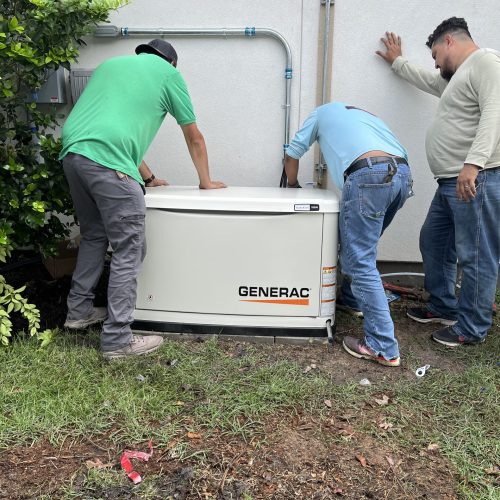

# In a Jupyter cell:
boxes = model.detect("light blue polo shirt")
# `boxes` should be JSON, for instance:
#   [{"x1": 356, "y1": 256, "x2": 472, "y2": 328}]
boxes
[{"x1": 286, "y1": 102, "x2": 408, "y2": 189}]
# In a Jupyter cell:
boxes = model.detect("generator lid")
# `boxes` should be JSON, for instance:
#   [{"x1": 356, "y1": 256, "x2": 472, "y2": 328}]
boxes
[{"x1": 145, "y1": 186, "x2": 340, "y2": 213}]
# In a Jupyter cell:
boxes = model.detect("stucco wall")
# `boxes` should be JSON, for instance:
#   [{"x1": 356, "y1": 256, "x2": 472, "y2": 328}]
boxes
[
  {"x1": 63, "y1": 0, "x2": 498, "y2": 261},
  {"x1": 331, "y1": 0, "x2": 499, "y2": 260}
]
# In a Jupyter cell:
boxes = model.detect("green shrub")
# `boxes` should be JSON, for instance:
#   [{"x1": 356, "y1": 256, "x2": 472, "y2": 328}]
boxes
[
  {"x1": 1, "y1": 0, "x2": 129, "y2": 257},
  {"x1": 0, "y1": 0, "x2": 129, "y2": 343}
]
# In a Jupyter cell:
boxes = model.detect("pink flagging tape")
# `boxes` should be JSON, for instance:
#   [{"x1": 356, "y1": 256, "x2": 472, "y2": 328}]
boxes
[{"x1": 120, "y1": 440, "x2": 153, "y2": 484}]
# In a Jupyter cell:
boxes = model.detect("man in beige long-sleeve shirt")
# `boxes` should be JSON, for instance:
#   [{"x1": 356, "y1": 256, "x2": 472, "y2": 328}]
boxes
[{"x1": 377, "y1": 17, "x2": 500, "y2": 347}]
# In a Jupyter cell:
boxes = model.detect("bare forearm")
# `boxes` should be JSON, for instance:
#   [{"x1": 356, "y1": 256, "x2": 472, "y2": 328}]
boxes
[
  {"x1": 181, "y1": 123, "x2": 226, "y2": 189},
  {"x1": 285, "y1": 155, "x2": 299, "y2": 185},
  {"x1": 139, "y1": 161, "x2": 152, "y2": 180},
  {"x1": 138, "y1": 160, "x2": 168, "y2": 187},
  {"x1": 186, "y1": 136, "x2": 211, "y2": 187}
]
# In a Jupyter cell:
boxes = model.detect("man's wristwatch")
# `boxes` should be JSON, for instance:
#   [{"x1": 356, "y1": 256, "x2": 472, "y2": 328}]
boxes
[{"x1": 143, "y1": 174, "x2": 155, "y2": 185}]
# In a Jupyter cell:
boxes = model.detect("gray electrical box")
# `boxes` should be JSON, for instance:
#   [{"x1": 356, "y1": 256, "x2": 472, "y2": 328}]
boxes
[
  {"x1": 70, "y1": 69, "x2": 94, "y2": 104},
  {"x1": 30, "y1": 67, "x2": 67, "y2": 104}
]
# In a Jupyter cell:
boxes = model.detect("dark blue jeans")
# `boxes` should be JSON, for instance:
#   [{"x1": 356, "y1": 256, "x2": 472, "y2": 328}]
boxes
[
  {"x1": 420, "y1": 168, "x2": 500, "y2": 341},
  {"x1": 340, "y1": 161, "x2": 413, "y2": 359}
]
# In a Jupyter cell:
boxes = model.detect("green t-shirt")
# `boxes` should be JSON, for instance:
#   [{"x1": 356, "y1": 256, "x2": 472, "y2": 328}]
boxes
[{"x1": 59, "y1": 53, "x2": 196, "y2": 184}]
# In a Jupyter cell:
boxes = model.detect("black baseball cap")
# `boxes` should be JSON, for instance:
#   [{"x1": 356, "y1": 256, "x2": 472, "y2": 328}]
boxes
[{"x1": 135, "y1": 39, "x2": 178, "y2": 65}]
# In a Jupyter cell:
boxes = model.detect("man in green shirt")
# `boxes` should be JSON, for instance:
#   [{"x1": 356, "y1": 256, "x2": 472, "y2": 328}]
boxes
[{"x1": 60, "y1": 39, "x2": 225, "y2": 359}]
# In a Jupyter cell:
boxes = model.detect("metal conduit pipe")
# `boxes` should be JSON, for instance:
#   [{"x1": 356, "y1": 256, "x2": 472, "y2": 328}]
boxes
[
  {"x1": 320, "y1": 1, "x2": 331, "y2": 106},
  {"x1": 94, "y1": 25, "x2": 293, "y2": 163},
  {"x1": 316, "y1": 0, "x2": 333, "y2": 186}
]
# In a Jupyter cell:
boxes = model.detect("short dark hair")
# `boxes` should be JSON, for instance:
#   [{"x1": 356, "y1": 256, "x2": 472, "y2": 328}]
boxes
[{"x1": 426, "y1": 17, "x2": 472, "y2": 48}]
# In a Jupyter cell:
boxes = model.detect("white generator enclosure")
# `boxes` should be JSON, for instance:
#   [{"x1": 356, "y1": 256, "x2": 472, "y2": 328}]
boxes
[{"x1": 133, "y1": 187, "x2": 340, "y2": 338}]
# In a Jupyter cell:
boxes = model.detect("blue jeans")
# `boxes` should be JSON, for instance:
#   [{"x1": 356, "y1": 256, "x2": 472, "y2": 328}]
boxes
[
  {"x1": 420, "y1": 168, "x2": 500, "y2": 341},
  {"x1": 339, "y1": 160, "x2": 413, "y2": 360}
]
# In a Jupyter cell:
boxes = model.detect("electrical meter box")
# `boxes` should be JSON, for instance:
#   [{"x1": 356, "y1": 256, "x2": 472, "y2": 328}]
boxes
[
  {"x1": 30, "y1": 68, "x2": 66, "y2": 104},
  {"x1": 133, "y1": 186, "x2": 340, "y2": 338}
]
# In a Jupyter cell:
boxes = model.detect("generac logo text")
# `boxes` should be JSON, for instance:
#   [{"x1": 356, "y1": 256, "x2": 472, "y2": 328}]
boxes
[{"x1": 238, "y1": 286, "x2": 310, "y2": 306}]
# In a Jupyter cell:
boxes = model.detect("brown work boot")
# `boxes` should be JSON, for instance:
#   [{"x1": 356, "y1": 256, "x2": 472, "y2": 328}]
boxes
[
  {"x1": 64, "y1": 307, "x2": 108, "y2": 330},
  {"x1": 102, "y1": 334, "x2": 164, "y2": 360}
]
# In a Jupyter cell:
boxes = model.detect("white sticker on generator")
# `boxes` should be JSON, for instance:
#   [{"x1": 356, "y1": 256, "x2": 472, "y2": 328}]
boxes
[
  {"x1": 321, "y1": 284, "x2": 335, "y2": 300},
  {"x1": 321, "y1": 297, "x2": 335, "y2": 316},
  {"x1": 321, "y1": 266, "x2": 336, "y2": 286},
  {"x1": 320, "y1": 266, "x2": 336, "y2": 316}
]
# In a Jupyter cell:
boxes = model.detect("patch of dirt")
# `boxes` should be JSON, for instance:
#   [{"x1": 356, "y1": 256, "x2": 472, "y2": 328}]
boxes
[
  {"x1": 0, "y1": 439, "x2": 113, "y2": 499},
  {"x1": 274, "y1": 316, "x2": 465, "y2": 386},
  {"x1": 218, "y1": 417, "x2": 457, "y2": 499},
  {"x1": 217, "y1": 301, "x2": 468, "y2": 388},
  {"x1": 0, "y1": 418, "x2": 457, "y2": 499}
]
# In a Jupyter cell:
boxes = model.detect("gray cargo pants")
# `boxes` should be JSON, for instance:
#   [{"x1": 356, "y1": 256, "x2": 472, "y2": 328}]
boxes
[{"x1": 63, "y1": 153, "x2": 146, "y2": 351}]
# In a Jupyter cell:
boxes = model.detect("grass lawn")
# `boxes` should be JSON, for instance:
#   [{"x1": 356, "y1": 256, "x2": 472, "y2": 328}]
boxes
[{"x1": 0, "y1": 296, "x2": 498, "y2": 499}]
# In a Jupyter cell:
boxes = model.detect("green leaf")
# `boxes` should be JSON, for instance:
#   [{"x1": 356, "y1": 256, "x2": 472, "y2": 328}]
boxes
[{"x1": 38, "y1": 329, "x2": 56, "y2": 347}]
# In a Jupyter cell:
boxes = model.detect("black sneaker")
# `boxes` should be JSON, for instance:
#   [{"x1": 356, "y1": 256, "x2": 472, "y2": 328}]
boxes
[
  {"x1": 432, "y1": 326, "x2": 485, "y2": 347},
  {"x1": 407, "y1": 307, "x2": 456, "y2": 326}
]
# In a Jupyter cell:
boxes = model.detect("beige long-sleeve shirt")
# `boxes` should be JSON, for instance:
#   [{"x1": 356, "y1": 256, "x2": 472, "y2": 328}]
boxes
[{"x1": 392, "y1": 48, "x2": 500, "y2": 178}]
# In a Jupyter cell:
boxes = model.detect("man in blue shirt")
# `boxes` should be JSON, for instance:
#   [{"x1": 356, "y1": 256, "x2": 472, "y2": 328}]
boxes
[{"x1": 285, "y1": 102, "x2": 413, "y2": 367}]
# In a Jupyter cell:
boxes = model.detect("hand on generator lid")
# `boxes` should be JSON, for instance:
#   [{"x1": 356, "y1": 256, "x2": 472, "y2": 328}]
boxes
[{"x1": 144, "y1": 174, "x2": 169, "y2": 187}]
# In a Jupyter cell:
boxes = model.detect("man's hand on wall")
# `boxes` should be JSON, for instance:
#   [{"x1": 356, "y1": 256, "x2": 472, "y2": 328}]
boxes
[{"x1": 376, "y1": 32, "x2": 403, "y2": 64}]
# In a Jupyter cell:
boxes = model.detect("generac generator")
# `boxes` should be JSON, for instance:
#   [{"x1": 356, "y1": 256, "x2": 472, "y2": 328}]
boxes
[{"x1": 132, "y1": 186, "x2": 340, "y2": 340}]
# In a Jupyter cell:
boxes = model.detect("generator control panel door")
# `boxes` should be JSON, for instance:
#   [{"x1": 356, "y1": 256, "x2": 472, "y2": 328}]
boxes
[{"x1": 136, "y1": 209, "x2": 325, "y2": 316}]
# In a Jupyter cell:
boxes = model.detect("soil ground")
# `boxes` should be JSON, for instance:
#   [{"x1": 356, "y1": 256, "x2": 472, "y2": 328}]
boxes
[
  {"x1": 0, "y1": 417, "x2": 456, "y2": 499},
  {"x1": 0, "y1": 255, "x2": 494, "y2": 499}
]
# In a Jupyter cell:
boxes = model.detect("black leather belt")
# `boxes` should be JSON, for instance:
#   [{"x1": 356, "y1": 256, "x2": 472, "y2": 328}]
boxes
[{"x1": 344, "y1": 156, "x2": 408, "y2": 180}]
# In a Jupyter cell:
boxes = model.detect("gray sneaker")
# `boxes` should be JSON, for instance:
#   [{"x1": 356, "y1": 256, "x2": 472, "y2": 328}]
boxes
[
  {"x1": 64, "y1": 307, "x2": 108, "y2": 330},
  {"x1": 102, "y1": 334, "x2": 164, "y2": 360}
]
